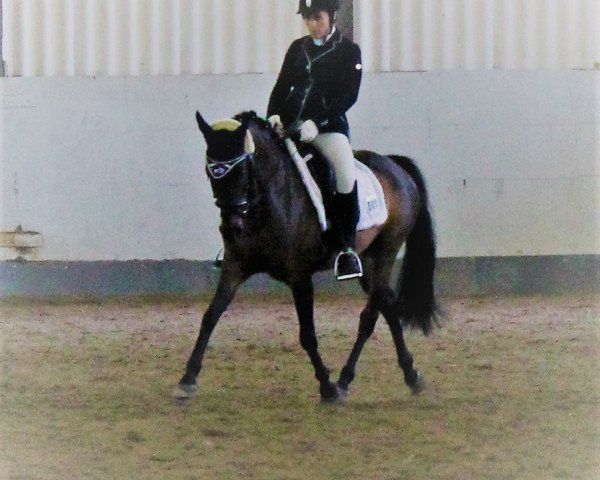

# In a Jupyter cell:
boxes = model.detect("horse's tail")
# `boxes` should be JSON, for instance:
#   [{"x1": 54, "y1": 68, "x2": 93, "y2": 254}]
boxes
[{"x1": 388, "y1": 155, "x2": 438, "y2": 335}]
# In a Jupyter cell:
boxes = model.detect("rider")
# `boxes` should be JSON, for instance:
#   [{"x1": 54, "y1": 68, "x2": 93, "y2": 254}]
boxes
[{"x1": 267, "y1": 0, "x2": 363, "y2": 281}]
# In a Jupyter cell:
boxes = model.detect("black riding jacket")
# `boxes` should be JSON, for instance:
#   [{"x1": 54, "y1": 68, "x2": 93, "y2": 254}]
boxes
[{"x1": 267, "y1": 29, "x2": 362, "y2": 138}]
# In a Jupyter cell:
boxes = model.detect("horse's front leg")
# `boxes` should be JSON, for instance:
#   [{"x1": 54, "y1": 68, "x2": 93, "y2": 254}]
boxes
[
  {"x1": 291, "y1": 279, "x2": 342, "y2": 402},
  {"x1": 175, "y1": 269, "x2": 242, "y2": 398}
]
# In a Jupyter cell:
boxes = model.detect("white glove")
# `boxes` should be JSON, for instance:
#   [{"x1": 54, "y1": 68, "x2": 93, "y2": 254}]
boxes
[
  {"x1": 267, "y1": 114, "x2": 284, "y2": 133},
  {"x1": 299, "y1": 119, "x2": 318, "y2": 143}
]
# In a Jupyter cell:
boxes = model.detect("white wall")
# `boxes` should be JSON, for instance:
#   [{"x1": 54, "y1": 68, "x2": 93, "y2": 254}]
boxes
[
  {"x1": 353, "y1": 71, "x2": 599, "y2": 256},
  {"x1": 1, "y1": 71, "x2": 598, "y2": 261}
]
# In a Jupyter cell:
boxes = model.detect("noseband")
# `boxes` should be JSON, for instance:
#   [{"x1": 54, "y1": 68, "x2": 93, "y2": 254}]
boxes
[{"x1": 206, "y1": 151, "x2": 255, "y2": 214}]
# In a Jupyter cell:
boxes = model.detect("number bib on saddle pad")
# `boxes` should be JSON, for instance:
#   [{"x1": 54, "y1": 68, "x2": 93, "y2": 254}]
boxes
[{"x1": 353, "y1": 160, "x2": 388, "y2": 230}]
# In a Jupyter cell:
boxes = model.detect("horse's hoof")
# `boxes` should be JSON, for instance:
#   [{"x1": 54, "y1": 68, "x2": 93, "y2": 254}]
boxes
[
  {"x1": 409, "y1": 371, "x2": 427, "y2": 395},
  {"x1": 337, "y1": 385, "x2": 349, "y2": 401},
  {"x1": 320, "y1": 384, "x2": 346, "y2": 404},
  {"x1": 173, "y1": 383, "x2": 198, "y2": 399},
  {"x1": 336, "y1": 382, "x2": 350, "y2": 398}
]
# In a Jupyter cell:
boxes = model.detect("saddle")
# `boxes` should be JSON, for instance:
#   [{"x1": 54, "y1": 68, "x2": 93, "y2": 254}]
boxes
[{"x1": 288, "y1": 139, "x2": 388, "y2": 233}]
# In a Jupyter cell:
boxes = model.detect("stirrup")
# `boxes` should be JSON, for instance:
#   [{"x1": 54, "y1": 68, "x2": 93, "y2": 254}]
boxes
[
  {"x1": 213, "y1": 247, "x2": 225, "y2": 270},
  {"x1": 334, "y1": 249, "x2": 363, "y2": 281}
]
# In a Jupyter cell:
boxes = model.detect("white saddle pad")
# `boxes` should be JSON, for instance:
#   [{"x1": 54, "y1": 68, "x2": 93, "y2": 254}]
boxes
[
  {"x1": 354, "y1": 159, "x2": 388, "y2": 231},
  {"x1": 297, "y1": 155, "x2": 388, "y2": 232}
]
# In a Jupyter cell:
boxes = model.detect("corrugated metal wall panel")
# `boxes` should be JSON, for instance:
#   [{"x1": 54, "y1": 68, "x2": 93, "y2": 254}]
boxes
[
  {"x1": 356, "y1": 0, "x2": 497, "y2": 71},
  {"x1": 1, "y1": 0, "x2": 304, "y2": 76},
  {"x1": 2, "y1": 0, "x2": 599, "y2": 76},
  {"x1": 356, "y1": 0, "x2": 599, "y2": 71}
]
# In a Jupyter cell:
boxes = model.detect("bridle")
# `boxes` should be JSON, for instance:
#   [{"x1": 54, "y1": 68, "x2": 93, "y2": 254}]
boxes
[{"x1": 205, "y1": 151, "x2": 255, "y2": 215}]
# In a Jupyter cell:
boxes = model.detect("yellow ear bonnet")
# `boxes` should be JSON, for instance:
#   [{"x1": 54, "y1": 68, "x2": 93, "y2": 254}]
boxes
[
  {"x1": 210, "y1": 119, "x2": 242, "y2": 131},
  {"x1": 210, "y1": 118, "x2": 255, "y2": 154}
]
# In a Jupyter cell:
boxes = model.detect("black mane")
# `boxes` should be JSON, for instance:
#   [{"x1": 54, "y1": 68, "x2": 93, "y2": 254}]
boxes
[{"x1": 234, "y1": 111, "x2": 279, "y2": 141}]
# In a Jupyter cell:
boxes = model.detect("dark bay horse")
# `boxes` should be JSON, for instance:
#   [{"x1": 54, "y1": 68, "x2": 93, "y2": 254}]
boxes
[{"x1": 176, "y1": 110, "x2": 437, "y2": 402}]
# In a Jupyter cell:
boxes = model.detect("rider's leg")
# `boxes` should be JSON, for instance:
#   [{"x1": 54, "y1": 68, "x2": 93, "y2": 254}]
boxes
[
  {"x1": 312, "y1": 133, "x2": 355, "y2": 193},
  {"x1": 331, "y1": 184, "x2": 363, "y2": 280},
  {"x1": 312, "y1": 133, "x2": 363, "y2": 280}
]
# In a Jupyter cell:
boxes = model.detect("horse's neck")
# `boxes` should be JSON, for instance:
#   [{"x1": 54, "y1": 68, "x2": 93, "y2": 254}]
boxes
[
  {"x1": 253, "y1": 146, "x2": 286, "y2": 197},
  {"x1": 252, "y1": 134, "x2": 307, "y2": 211},
  {"x1": 251, "y1": 129, "x2": 289, "y2": 185}
]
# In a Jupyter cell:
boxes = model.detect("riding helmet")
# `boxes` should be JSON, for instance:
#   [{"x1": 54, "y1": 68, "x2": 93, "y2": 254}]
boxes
[{"x1": 297, "y1": 0, "x2": 342, "y2": 16}]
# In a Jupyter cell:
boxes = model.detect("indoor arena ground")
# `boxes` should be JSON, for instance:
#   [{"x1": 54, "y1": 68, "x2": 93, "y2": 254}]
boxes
[{"x1": 1, "y1": 293, "x2": 598, "y2": 479}]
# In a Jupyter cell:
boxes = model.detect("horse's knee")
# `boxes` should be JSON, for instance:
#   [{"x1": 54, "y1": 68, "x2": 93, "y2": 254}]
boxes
[{"x1": 299, "y1": 331, "x2": 318, "y2": 352}]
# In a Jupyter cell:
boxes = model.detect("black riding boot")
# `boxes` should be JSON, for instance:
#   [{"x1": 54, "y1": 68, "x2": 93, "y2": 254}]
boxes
[{"x1": 333, "y1": 183, "x2": 363, "y2": 281}]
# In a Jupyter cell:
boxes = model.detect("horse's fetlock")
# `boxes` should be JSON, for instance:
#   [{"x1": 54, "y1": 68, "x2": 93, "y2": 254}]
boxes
[
  {"x1": 399, "y1": 352, "x2": 414, "y2": 370},
  {"x1": 179, "y1": 372, "x2": 198, "y2": 387},
  {"x1": 338, "y1": 366, "x2": 355, "y2": 387},
  {"x1": 404, "y1": 367, "x2": 420, "y2": 387},
  {"x1": 320, "y1": 382, "x2": 342, "y2": 403},
  {"x1": 315, "y1": 368, "x2": 331, "y2": 384}
]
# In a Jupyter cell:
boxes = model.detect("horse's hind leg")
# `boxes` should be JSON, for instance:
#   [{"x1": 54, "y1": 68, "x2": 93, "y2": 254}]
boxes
[
  {"x1": 176, "y1": 270, "x2": 242, "y2": 398},
  {"x1": 380, "y1": 302, "x2": 425, "y2": 394},
  {"x1": 339, "y1": 283, "x2": 424, "y2": 395},
  {"x1": 337, "y1": 301, "x2": 379, "y2": 393},
  {"x1": 366, "y1": 255, "x2": 424, "y2": 394},
  {"x1": 291, "y1": 279, "x2": 342, "y2": 402},
  {"x1": 338, "y1": 251, "x2": 424, "y2": 396},
  {"x1": 337, "y1": 261, "x2": 379, "y2": 393}
]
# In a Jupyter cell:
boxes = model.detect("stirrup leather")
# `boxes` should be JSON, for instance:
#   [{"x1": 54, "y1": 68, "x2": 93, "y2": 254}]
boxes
[{"x1": 334, "y1": 249, "x2": 363, "y2": 281}]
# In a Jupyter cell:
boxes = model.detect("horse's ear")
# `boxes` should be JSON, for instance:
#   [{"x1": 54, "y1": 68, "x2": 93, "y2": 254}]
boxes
[
  {"x1": 238, "y1": 115, "x2": 256, "y2": 154},
  {"x1": 196, "y1": 111, "x2": 213, "y2": 139},
  {"x1": 244, "y1": 129, "x2": 256, "y2": 154}
]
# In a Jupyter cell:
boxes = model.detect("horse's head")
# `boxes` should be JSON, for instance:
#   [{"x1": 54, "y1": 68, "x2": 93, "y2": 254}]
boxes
[{"x1": 196, "y1": 111, "x2": 257, "y2": 214}]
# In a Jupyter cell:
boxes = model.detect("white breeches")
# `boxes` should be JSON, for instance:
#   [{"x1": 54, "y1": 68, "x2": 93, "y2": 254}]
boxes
[{"x1": 312, "y1": 133, "x2": 356, "y2": 194}]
